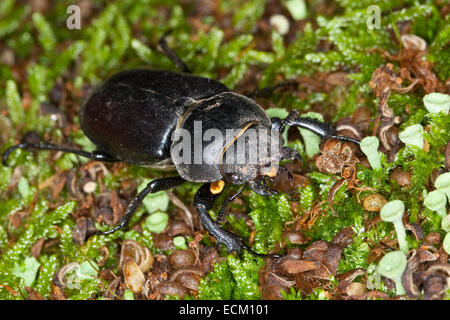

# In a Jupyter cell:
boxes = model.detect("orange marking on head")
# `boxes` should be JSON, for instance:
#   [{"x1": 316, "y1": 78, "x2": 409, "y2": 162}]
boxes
[{"x1": 210, "y1": 180, "x2": 225, "y2": 194}]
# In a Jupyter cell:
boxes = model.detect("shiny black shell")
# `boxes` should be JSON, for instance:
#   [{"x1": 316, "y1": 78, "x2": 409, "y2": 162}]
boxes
[
  {"x1": 80, "y1": 69, "x2": 228, "y2": 165},
  {"x1": 171, "y1": 92, "x2": 272, "y2": 182}
]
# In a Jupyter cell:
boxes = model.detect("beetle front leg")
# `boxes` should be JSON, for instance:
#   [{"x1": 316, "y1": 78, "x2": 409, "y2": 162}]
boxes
[
  {"x1": 194, "y1": 183, "x2": 280, "y2": 258},
  {"x1": 99, "y1": 176, "x2": 186, "y2": 235},
  {"x1": 283, "y1": 110, "x2": 360, "y2": 145}
]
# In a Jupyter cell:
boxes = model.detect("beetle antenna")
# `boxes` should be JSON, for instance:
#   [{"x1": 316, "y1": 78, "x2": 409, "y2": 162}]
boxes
[{"x1": 245, "y1": 246, "x2": 282, "y2": 259}]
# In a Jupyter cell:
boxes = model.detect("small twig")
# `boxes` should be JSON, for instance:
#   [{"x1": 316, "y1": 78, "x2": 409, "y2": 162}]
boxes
[{"x1": 166, "y1": 190, "x2": 194, "y2": 231}]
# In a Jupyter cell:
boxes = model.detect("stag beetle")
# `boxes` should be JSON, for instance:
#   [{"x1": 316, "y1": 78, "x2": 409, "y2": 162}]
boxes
[{"x1": 2, "y1": 36, "x2": 359, "y2": 257}]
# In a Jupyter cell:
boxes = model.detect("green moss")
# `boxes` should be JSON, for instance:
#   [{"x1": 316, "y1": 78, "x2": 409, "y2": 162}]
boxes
[
  {"x1": 35, "y1": 254, "x2": 59, "y2": 298},
  {"x1": 226, "y1": 215, "x2": 251, "y2": 238},
  {"x1": 198, "y1": 251, "x2": 263, "y2": 300},
  {"x1": 227, "y1": 252, "x2": 264, "y2": 299},
  {"x1": 305, "y1": 193, "x2": 365, "y2": 242},
  {"x1": 338, "y1": 233, "x2": 370, "y2": 273},
  {"x1": 298, "y1": 184, "x2": 314, "y2": 213},
  {"x1": 198, "y1": 260, "x2": 234, "y2": 300},
  {"x1": 248, "y1": 192, "x2": 293, "y2": 253},
  {"x1": 281, "y1": 286, "x2": 330, "y2": 300}
]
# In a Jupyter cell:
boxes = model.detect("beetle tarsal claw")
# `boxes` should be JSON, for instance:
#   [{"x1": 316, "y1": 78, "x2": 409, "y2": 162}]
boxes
[
  {"x1": 263, "y1": 177, "x2": 278, "y2": 195},
  {"x1": 220, "y1": 235, "x2": 245, "y2": 254},
  {"x1": 249, "y1": 179, "x2": 277, "y2": 196},
  {"x1": 279, "y1": 166, "x2": 293, "y2": 182},
  {"x1": 210, "y1": 180, "x2": 225, "y2": 194},
  {"x1": 280, "y1": 146, "x2": 302, "y2": 163}
]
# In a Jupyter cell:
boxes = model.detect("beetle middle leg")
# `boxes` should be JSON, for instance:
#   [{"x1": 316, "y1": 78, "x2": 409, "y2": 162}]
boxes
[
  {"x1": 194, "y1": 183, "x2": 280, "y2": 258},
  {"x1": 2, "y1": 141, "x2": 118, "y2": 166},
  {"x1": 99, "y1": 176, "x2": 186, "y2": 235},
  {"x1": 216, "y1": 184, "x2": 246, "y2": 222}
]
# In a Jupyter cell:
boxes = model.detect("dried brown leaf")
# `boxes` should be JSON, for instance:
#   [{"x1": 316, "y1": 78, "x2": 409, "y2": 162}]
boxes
[{"x1": 123, "y1": 259, "x2": 145, "y2": 294}]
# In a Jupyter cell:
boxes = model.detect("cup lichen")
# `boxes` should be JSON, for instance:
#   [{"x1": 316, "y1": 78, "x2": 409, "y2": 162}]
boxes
[
  {"x1": 380, "y1": 200, "x2": 409, "y2": 254},
  {"x1": 377, "y1": 251, "x2": 407, "y2": 295},
  {"x1": 123, "y1": 289, "x2": 135, "y2": 300},
  {"x1": 360, "y1": 136, "x2": 382, "y2": 170},
  {"x1": 443, "y1": 233, "x2": 450, "y2": 255},
  {"x1": 399, "y1": 124, "x2": 424, "y2": 149},
  {"x1": 173, "y1": 236, "x2": 188, "y2": 250},
  {"x1": 144, "y1": 212, "x2": 169, "y2": 234},
  {"x1": 423, "y1": 92, "x2": 450, "y2": 114},
  {"x1": 435, "y1": 172, "x2": 450, "y2": 202},
  {"x1": 424, "y1": 190, "x2": 448, "y2": 219},
  {"x1": 441, "y1": 215, "x2": 450, "y2": 233}
]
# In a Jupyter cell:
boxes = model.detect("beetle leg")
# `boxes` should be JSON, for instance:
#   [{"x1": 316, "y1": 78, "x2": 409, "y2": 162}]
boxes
[
  {"x1": 270, "y1": 117, "x2": 283, "y2": 132},
  {"x1": 248, "y1": 179, "x2": 276, "y2": 196},
  {"x1": 216, "y1": 184, "x2": 246, "y2": 222},
  {"x1": 262, "y1": 177, "x2": 279, "y2": 195},
  {"x1": 98, "y1": 176, "x2": 186, "y2": 235},
  {"x1": 2, "y1": 142, "x2": 118, "y2": 166},
  {"x1": 247, "y1": 81, "x2": 298, "y2": 99},
  {"x1": 278, "y1": 166, "x2": 293, "y2": 183},
  {"x1": 194, "y1": 183, "x2": 281, "y2": 258},
  {"x1": 284, "y1": 110, "x2": 360, "y2": 145},
  {"x1": 158, "y1": 31, "x2": 191, "y2": 73},
  {"x1": 280, "y1": 146, "x2": 302, "y2": 163}
]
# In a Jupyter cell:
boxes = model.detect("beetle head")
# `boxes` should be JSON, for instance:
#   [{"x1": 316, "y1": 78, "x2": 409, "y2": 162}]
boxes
[{"x1": 219, "y1": 122, "x2": 285, "y2": 196}]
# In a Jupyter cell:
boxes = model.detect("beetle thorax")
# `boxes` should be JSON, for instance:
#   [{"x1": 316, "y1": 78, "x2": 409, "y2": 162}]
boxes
[{"x1": 170, "y1": 92, "x2": 280, "y2": 183}]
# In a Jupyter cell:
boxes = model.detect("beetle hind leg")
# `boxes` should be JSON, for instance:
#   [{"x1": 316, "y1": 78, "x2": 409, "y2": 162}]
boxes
[
  {"x1": 2, "y1": 141, "x2": 119, "y2": 166},
  {"x1": 158, "y1": 31, "x2": 191, "y2": 73},
  {"x1": 247, "y1": 81, "x2": 298, "y2": 99}
]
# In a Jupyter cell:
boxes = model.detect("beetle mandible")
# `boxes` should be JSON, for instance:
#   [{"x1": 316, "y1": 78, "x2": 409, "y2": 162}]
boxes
[{"x1": 2, "y1": 36, "x2": 359, "y2": 257}]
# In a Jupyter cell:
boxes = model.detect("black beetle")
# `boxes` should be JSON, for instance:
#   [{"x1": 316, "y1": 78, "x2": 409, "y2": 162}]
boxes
[{"x1": 2, "y1": 37, "x2": 359, "y2": 257}]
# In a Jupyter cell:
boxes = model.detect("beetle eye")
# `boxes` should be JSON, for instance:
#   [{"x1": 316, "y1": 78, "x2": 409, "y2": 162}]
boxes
[{"x1": 229, "y1": 173, "x2": 244, "y2": 185}]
